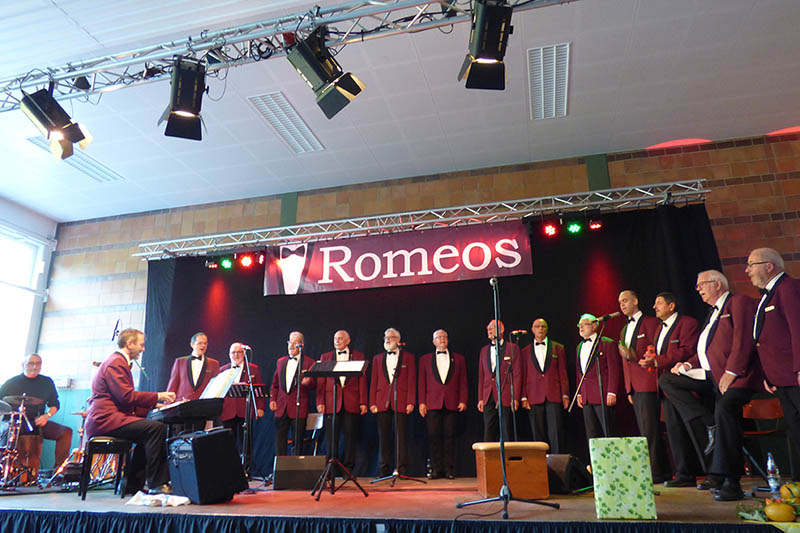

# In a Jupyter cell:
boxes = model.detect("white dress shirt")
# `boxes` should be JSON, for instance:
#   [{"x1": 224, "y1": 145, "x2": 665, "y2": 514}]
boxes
[
  {"x1": 579, "y1": 333, "x2": 598, "y2": 374},
  {"x1": 336, "y1": 348, "x2": 350, "y2": 387},
  {"x1": 490, "y1": 340, "x2": 505, "y2": 373},
  {"x1": 533, "y1": 338, "x2": 548, "y2": 371},
  {"x1": 656, "y1": 312, "x2": 678, "y2": 354},
  {"x1": 624, "y1": 310, "x2": 643, "y2": 348},
  {"x1": 435, "y1": 350, "x2": 450, "y2": 383},
  {"x1": 386, "y1": 350, "x2": 399, "y2": 383},
  {"x1": 191, "y1": 354, "x2": 204, "y2": 385},
  {"x1": 754, "y1": 272, "x2": 784, "y2": 339},
  {"x1": 285, "y1": 356, "x2": 298, "y2": 392},
  {"x1": 696, "y1": 292, "x2": 729, "y2": 372}
]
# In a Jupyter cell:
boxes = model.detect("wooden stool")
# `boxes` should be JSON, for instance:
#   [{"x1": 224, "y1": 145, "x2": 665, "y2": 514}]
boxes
[
  {"x1": 16, "y1": 434, "x2": 43, "y2": 484},
  {"x1": 472, "y1": 441, "x2": 550, "y2": 499},
  {"x1": 78, "y1": 436, "x2": 132, "y2": 500}
]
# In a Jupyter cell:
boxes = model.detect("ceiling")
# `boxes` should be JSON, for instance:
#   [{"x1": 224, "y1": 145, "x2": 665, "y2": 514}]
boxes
[{"x1": 0, "y1": 0, "x2": 798, "y2": 223}]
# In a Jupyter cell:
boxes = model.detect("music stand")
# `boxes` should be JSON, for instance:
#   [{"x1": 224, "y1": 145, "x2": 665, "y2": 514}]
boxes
[
  {"x1": 306, "y1": 360, "x2": 368, "y2": 500},
  {"x1": 227, "y1": 383, "x2": 268, "y2": 470}
]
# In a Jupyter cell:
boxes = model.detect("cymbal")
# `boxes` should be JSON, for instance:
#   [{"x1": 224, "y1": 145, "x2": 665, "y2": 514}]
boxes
[
  {"x1": 0, "y1": 400, "x2": 11, "y2": 414},
  {"x1": 2, "y1": 394, "x2": 44, "y2": 406}
]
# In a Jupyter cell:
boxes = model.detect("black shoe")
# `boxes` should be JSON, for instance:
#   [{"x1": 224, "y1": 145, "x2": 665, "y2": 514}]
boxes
[
  {"x1": 714, "y1": 480, "x2": 744, "y2": 501},
  {"x1": 665, "y1": 475, "x2": 696, "y2": 488},
  {"x1": 697, "y1": 476, "x2": 723, "y2": 491},
  {"x1": 446, "y1": 472, "x2": 455, "y2": 480},
  {"x1": 147, "y1": 483, "x2": 172, "y2": 495},
  {"x1": 429, "y1": 471, "x2": 443, "y2": 480},
  {"x1": 703, "y1": 425, "x2": 716, "y2": 456}
]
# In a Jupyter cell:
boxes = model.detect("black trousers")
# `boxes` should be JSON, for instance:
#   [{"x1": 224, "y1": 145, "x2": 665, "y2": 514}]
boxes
[
  {"x1": 582, "y1": 403, "x2": 616, "y2": 440},
  {"x1": 631, "y1": 390, "x2": 669, "y2": 480},
  {"x1": 426, "y1": 409, "x2": 457, "y2": 475},
  {"x1": 221, "y1": 417, "x2": 252, "y2": 467},
  {"x1": 527, "y1": 401, "x2": 566, "y2": 454},
  {"x1": 41, "y1": 420, "x2": 73, "y2": 468},
  {"x1": 324, "y1": 410, "x2": 360, "y2": 473},
  {"x1": 376, "y1": 411, "x2": 408, "y2": 475},
  {"x1": 104, "y1": 418, "x2": 169, "y2": 491},
  {"x1": 775, "y1": 386, "x2": 800, "y2": 480},
  {"x1": 274, "y1": 414, "x2": 306, "y2": 456},
  {"x1": 482, "y1": 397, "x2": 513, "y2": 442}
]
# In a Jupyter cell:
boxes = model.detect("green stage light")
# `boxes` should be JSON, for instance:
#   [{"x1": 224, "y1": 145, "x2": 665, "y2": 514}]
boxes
[
  {"x1": 220, "y1": 258, "x2": 233, "y2": 269},
  {"x1": 566, "y1": 222, "x2": 582, "y2": 234}
]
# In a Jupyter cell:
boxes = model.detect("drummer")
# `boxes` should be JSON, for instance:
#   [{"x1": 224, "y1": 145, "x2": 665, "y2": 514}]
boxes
[{"x1": 0, "y1": 354, "x2": 73, "y2": 470}]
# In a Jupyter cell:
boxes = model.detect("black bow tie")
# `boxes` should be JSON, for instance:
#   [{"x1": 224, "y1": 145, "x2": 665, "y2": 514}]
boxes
[
  {"x1": 337, "y1": 350, "x2": 347, "y2": 355},
  {"x1": 712, "y1": 305, "x2": 719, "y2": 311},
  {"x1": 436, "y1": 351, "x2": 447, "y2": 354},
  {"x1": 191, "y1": 355, "x2": 202, "y2": 361},
  {"x1": 760, "y1": 288, "x2": 769, "y2": 296},
  {"x1": 232, "y1": 365, "x2": 241, "y2": 369},
  {"x1": 386, "y1": 351, "x2": 396, "y2": 355},
  {"x1": 661, "y1": 321, "x2": 668, "y2": 327},
  {"x1": 288, "y1": 355, "x2": 297, "y2": 360},
  {"x1": 582, "y1": 338, "x2": 593, "y2": 343},
  {"x1": 280, "y1": 247, "x2": 305, "y2": 259},
  {"x1": 627, "y1": 317, "x2": 635, "y2": 323},
  {"x1": 535, "y1": 341, "x2": 545, "y2": 346}
]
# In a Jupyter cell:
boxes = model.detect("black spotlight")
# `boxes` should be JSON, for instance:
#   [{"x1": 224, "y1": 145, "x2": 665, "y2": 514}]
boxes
[
  {"x1": 158, "y1": 57, "x2": 206, "y2": 140},
  {"x1": 286, "y1": 26, "x2": 365, "y2": 119},
  {"x1": 20, "y1": 82, "x2": 92, "y2": 160},
  {"x1": 457, "y1": 0, "x2": 513, "y2": 90}
]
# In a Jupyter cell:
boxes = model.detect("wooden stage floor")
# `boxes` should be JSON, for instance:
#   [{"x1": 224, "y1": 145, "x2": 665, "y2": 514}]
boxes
[{"x1": 0, "y1": 476, "x2": 767, "y2": 526}]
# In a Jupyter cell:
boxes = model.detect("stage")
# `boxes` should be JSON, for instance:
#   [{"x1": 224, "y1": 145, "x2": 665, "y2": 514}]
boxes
[{"x1": 0, "y1": 477, "x2": 774, "y2": 532}]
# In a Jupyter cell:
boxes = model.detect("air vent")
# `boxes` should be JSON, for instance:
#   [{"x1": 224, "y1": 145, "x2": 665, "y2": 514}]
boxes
[
  {"x1": 248, "y1": 92, "x2": 324, "y2": 154},
  {"x1": 527, "y1": 42, "x2": 570, "y2": 120},
  {"x1": 27, "y1": 137, "x2": 125, "y2": 183}
]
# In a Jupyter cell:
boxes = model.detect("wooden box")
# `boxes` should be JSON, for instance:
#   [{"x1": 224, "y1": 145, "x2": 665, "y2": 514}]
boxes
[{"x1": 472, "y1": 441, "x2": 550, "y2": 499}]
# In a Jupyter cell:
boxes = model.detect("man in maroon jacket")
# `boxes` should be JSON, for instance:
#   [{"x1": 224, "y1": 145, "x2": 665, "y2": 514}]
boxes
[
  {"x1": 418, "y1": 329, "x2": 467, "y2": 479},
  {"x1": 660, "y1": 270, "x2": 760, "y2": 501},
  {"x1": 616, "y1": 290, "x2": 668, "y2": 483},
  {"x1": 166, "y1": 332, "x2": 221, "y2": 401},
  {"x1": 520, "y1": 318, "x2": 569, "y2": 454},
  {"x1": 370, "y1": 328, "x2": 416, "y2": 477},
  {"x1": 747, "y1": 248, "x2": 800, "y2": 480},
  {"x1": 86, "y1": 329, "x2": 175, "y2": 494},
  {"x1": 576, "y1": 314, "x2": 621, "y2": 440},
  {"x1": 219, "y1": 342, "x2": 265, "y2": 462},
  {"x1": 477, "y1": 320, "x2": 521, "y2": 442},
  {"x1": 317, "y1": 330, "x2": 368, "y2": 474},
  {"x1": 270, "y1": 331, "x2": 315, "y2": 456}
]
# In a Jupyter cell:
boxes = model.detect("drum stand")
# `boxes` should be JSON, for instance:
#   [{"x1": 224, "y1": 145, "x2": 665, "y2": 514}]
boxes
[
  {"x1": 46, "y1": 409, "x2": 88, "y2": 487},
  {"x1": 0, "y1": 403, "x2": 40, "y2": 489}
]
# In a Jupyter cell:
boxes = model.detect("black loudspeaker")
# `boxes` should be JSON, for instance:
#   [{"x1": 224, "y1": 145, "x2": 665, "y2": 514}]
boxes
[
  {"x1": 168, "y1": 428, "x2": 248, "y2": 504},
  {"x1": 272, "y1": 455, "x2": 327, "y2": 490},
  {"x1": 546, "y1": 454, "x2": 593, "y2": 494}
]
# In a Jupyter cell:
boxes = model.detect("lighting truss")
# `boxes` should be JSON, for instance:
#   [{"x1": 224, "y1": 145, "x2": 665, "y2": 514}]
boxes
[
  {"x1": 0, "y1": 0, "x2": 572, "y2": 113},
  {"x1": 134, "y1": 179, "x2": 709, "y2": 260}
]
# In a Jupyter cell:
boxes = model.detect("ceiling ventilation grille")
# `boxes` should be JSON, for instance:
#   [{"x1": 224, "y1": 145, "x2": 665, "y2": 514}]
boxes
[
  {"x1": 527, "y1": 42, "x2": 570, "y2": 120},
  {"x1": 27, "y1": 137, "x2": 125, "y2": 183},
  {"x1": 248, "y1": 92, "x2": 324, "y2": 154}
]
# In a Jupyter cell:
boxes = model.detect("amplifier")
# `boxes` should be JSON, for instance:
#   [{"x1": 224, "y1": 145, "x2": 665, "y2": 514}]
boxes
[{"x1": 272, "y1": 455, "x2": 327, "y2": 490}]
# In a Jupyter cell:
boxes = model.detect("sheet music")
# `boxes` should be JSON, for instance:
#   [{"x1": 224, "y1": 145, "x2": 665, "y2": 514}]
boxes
[
  {"x1": 678, "y1": 366, "x2": 706, "y2": 381},
  {"x1": 200, "y1": 368, "x2": 238, "y2": 399},
  {"x1": 334, "y1": 361, "x2": 366, "y2": 373}
]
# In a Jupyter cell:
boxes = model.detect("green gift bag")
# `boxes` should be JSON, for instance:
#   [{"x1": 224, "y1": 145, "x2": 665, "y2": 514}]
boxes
[{"x1": 589, "y1": 436, "x2": 657, "y2": 520}]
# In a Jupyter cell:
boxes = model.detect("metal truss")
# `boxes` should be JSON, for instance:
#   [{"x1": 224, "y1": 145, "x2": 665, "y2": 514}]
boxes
[
  {"x1": 0, "y1": 0, "x2": 572, "y2": 113},
  {"x1": 134, "y1": 179, "x2": 709, "y2": 260}
]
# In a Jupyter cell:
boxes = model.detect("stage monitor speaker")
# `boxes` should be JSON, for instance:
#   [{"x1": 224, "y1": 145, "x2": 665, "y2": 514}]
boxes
[
  {"x1": 547, "y1": 454, "x2": 593, "y2": 494},
  {"x1": 168, "y1": 428, "x2": 248, "y2": 504},
  {"x1": 272, "y1": 455, "x2": 327, "y2": 490}
]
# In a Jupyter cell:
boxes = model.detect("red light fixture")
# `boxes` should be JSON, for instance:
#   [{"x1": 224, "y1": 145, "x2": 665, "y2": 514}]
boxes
[
  {"x1": 589, "y1": 219, "x2": 603, "y2": 231},
  {"x1": 543, "y1": 223, "x2": 558, "y2": 237},
  {"x1": 258, "y1": 253, "x2": 265, "y2": 265},
  {"x1": 646, "y1": 138, "x2": 712, "y2": 150},
  {"x1": 239, "y1": 255, "x2": 254, "y2": 268},
  {"x1": 204, "y1": 260, "x2": 219, "y2": 269}
]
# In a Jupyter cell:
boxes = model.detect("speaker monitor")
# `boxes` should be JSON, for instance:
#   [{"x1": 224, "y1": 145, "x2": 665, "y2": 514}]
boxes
[
  {"x1": 272, "y1": 455, "x2": 327, "y2": 490},
  {"x1": 547, "y1": 454, "x2": 593, "y2": 494},
  {"x1": 168, "y1": 428, "x2": 248, "y2": 504}
]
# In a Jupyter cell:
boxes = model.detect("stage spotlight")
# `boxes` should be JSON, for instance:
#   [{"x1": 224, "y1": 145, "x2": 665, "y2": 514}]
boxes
[
  {"x1": 566, "y1": 222, "x2": 583, "y2": 235},
  {"x1": 258, "y1": 253, "x2": 265, "y2": 265},
  {"x1": 220, "y1": 258, "x2": 233, "y2": 270},
  {"x1": 543, "y1": 223, "x2": 558, "y2": 237},
  {"x1": 158, "y1": 57, "x2": 206, "y2": 140},
  {"x1": 20, "y1": 83, "x2": 92, "y2": 160},
  {"x1": 72, "y1": 76, "x2": 91, "y2": 91},
  {"x1": 589, "y1": 219, "x2": 603, "y2": 231},
  {"x1": 205, "y1": 259, "x2": 219, "y2": 269},
  {"x1": 239, "y1": 255, "x2": 254, "y2": 268},
  {"x1": 457, "y1": 0, "x2": 513, "y2": 90},
  {"x1": 286, "y1": 26, "x2": 365, "y2": 119}
]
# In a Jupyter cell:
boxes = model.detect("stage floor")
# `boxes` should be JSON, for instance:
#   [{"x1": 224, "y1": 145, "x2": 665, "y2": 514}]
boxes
[{"x1": 0, "y1": 476, "x2": 764, "y2": 525}]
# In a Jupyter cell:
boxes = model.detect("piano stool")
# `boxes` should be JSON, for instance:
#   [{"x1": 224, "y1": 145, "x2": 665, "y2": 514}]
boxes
[{"x1": 78, "y1": 436, "x2": 133, "y2": 500}]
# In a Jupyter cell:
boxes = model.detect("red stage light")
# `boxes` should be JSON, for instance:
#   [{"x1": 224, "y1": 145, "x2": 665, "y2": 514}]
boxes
[
  {"x1": 239, "y1": 255, "x2": 254, "y2": 268},
  {"x1": 543, "y1": 223, "x2": 558, "y2": 237},
  {"x1": 205, "y1": 260, "x2": 218, "y2": 269},
  {"x1": 258, "y1": 253, "x2": 265, "y2": 265},
  {"x1": 589, "y1": 220, "x2": 603, "y2": 230}
]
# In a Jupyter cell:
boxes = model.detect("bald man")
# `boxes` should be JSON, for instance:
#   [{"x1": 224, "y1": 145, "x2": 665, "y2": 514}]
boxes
[
  {"x1": 747, "y1": 248, "x2": 800, "y2": 480},
  {"x1": 219, "y1": 342, "x2": 265, "y2": 463},
  {"x1": 477, "y1": 320, "x2": 521, "y2": 442},
  {"x1": 317, "y1": 330, "x2": 368, "y2": 474},
  {"x1": 520, "y1": 319, "x2": 569, "y2": 454}
]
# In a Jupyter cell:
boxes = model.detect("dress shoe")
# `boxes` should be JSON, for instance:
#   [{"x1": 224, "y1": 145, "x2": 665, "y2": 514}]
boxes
[
  {"x1": 429, "y1": 471, "x2": 443, "y2": 480},
  {"x1": 446, "y1": 472, "x2": 455, "y2": 480},
  {"x1": 703, "y1": 425, "x2": 716, "y2": 456},
  {"x1": 664, "y1": 475, "x2": 696, "y2": 488},
  {"x1": 697, "y1": 476, "x2": 723, "y2": 491},
  {"x1": 147, "y1": 483, "x2": 172, "y2": 495},
  {"x1": 714, "y1": 480, "x2": 744, "y2": 502}
]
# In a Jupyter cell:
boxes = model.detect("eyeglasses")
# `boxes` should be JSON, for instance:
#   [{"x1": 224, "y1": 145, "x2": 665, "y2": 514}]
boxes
[
  {"x1": 745, "y1": 261, "x2": 769, "y2": 269},
  {"x1": 695, "y1": 280, "x2": 716, "y2": 290}
]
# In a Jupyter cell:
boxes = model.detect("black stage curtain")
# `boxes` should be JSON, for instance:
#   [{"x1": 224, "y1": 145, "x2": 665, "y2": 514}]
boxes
[
  {"x1": 142, "y1": 204, "x2": 721, "y2": 476},
  {"x1": 0, "y1": 510, "x2": 771, "y2": 533}
]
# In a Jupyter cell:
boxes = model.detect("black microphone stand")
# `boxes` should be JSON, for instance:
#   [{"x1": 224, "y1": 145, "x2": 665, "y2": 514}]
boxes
[
  {"x1": 371, "y1": 350, "x2": 426, "y2": 487},
  {"x1": 567, "y1": 320, "x2": 610, "y2": 438},
  {"x1": 241, "y1": 346, "x2": 258, "y2": 471},
  {"x1": 457, "y1": 278, "x2": 559, "y2": 519},
  {"x1": 293, "y1": 344, "x2": 304, "y2": 456}
]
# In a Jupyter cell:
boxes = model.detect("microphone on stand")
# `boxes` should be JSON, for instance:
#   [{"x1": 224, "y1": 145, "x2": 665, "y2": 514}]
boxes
[
  {"x1": 241, "y1": 344, "x2": 252, "y2": 351},
  {"x1": 489, "y1": 277, "x2": 498, "y2": 287},
  {"x1": 510, "y1": 330, "x2": 528, "y2": 336},
  {"x1": 596, "y1": 311, "x2": 621, "y2": 322},
  {"x1": 133, "y1": 359, "x2": 149, "y2": 380}
]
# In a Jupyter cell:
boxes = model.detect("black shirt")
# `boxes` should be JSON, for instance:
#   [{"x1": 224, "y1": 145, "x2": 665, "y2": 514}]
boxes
[{"x1": 0, "y1": 373, "x2": 60, "y2": 423}]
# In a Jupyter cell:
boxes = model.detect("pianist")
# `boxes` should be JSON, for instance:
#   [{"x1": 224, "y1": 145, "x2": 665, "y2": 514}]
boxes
[
  {"x1": 86, "y1": 328, "x2": 176, "y2": 494},
  {"x1": 220, "y1": 342, "x2": 265, "y2": 461}
]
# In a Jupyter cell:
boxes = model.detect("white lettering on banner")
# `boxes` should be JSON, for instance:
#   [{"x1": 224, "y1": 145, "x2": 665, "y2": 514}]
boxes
[
  {"x1": 318, "y1": 238, "x2": 524, "y2": 284},
  {"x1": 319, "y1": 246, "x2": 355, "y2": 284},
  {"x1": 382, "y1": 248, "x2": 433, "y2": 279},
  {"x1": 495, "y1": 239, "x2": 522, "y2": 268},
  {"x1": 432, "y1": 245, "x2": 460, "y2": 274}
]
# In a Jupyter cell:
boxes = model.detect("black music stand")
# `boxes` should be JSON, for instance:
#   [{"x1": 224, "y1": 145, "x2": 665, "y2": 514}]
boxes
[
  {"x1": 306, "y1": 360, "x2": 368, "y2": 500},
  {"x1": 227, "y1": 383, "x2": 268, "y2": 470}
]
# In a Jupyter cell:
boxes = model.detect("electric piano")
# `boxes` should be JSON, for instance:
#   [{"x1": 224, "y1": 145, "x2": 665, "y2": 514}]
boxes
[{"x1": 148, "y1": 398, "x2": 224, "y2": 426}]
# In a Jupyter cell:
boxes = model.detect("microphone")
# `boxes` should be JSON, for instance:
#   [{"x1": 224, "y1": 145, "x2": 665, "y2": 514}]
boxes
[
  {"x1": 240, "y1": 344, "x2": 252, "y2": 351},
  {"x1": 133, "y1": 358, "x2": 149, "y2": 380},
  {"x1": 489, "y1": 277, "x2": 498, "y2": 287},
  {"x1": 111, "y1": 319, "x2": 120, "y2": 341},
  {"x1": 510, "y1": 330, "x2": 527, "y2": 336},
  {"x1": 397, "y1": 342, "x2": 407, "y2": 346},
  {"x1": 597, "y1": 311, "x2": 621, "y2": 322}
]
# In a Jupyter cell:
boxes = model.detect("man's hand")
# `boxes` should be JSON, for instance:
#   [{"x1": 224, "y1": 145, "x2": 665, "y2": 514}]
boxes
[
  {"x1": 512, "y1": 400, "x2": 519, "y2": 411},
  {"x1": 562, "y1": 397, "x2": 569, "y2": 410},
  {"x1": 639, "y1": 354, "x2": 656, "y2": 369},
  {"x1": 256, "y1": 409, "x2": 264, "y2": 418},
  {"x1": 627, "y1": 394, "x2": 633, "y2": 405},
  {"x1": 301, "y1": 376, "x2": 313, "y2": 387},
  {"x1": 764, "y1": 379, "x2": 777, "y2": 394},
  {"x1": 606, "y1": 393, "x2": 617, "y2": 407},
  {"x1": 359, "y1": 405, "x2": 368, "y2": 415},
  {"x1": 521, "y1": 399, "x2": 531, "y2": 410},
  {"x1": 269, "y1": 400, "x2": 277, "y2": 411},
  {"x1": 406, "y1": 404, "x2": 414, "y2": 415},
  {"x1": 671, "y1": 362, "x2": 690, "y2": 375},
  {"x1": 477, "y1": 400, "x2": 485, "y2": 413},
  {"x1": 34, "y1": 413, "x2": 50, "y2": 427},
  {"x1": 370, "y1": 405, "x2": 378, "y2": 414},
  {"x1": 457, "y1": 402, "x2": 467, "y2": 412},
  {"x1": 618, "y1": 343, "x2": 631, "y2": 361},
  {"x1": 317, "y1": 404, "x2": 325, "y2": 413},
  {"x1": 577, "y1": 394, "x2": 584, "y2": 408},
  {"x1": 419, "y1": 404, "x2": 427, "y2": 417},
  {"x1": 719, "y1": 373, "x2": 736, "y2": 395},
  {"x1": 158, "y1": 391, "x2": 176, "y2": 404}
]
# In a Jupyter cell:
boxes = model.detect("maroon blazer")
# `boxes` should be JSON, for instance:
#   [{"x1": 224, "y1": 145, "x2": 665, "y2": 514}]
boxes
[
  {"x1": 755, "y1": 274, "x2": 800, "y2": 387},
  {"x1": 317, "y1": 349, "x2": 368, "y2": 414},
  {"x1": 270, "y1": 355, "x2": 316, "y2": 419},
  {"x1": 576, "y1": 336, "x2": 621, "y2": 405},
  {"x1": 219, "y1": 362, "x2": 266, "y2": 421},
  {"x1": 620, "y1": 315, "x2": 661, "y2": 394},
  {"x1": 687, "y1": 293, "x2": 761, "y2": 390},
  {"x1": 520, "y1": 339, "x2": 569, "y2": 405},
  {"x1": 477, "y1": 341, "x2": 522, "y2": 407},
  {"x1": 86, "y1": 351, "x2": 158, "y2": 437},
  {"x1": 369, "y1": 350, "x2": 416, "y2": 412},
  {"x1": 418, "y1": 351, "x2": 468, "y2": 411},
  {"x1": 654, "y1": 314, "x2": 700, "y2": 375},
  {"x1": 167, "y1": 355, "x2": 220, "y2": 401}
]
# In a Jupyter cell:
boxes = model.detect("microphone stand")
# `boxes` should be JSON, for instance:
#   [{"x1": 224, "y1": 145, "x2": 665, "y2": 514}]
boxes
[
  {"x1": 294, "y1": 344, "x2": 304, "y2": 456},
  {"x1": 457, "y1": 278, "x2": 559, "y2": 519},
  {"x1": 241, "y1": 346, "x2": 258, "y2": 472},
  {"x1": 567, "y1": 321, "x2": 610, "y2": 438}
]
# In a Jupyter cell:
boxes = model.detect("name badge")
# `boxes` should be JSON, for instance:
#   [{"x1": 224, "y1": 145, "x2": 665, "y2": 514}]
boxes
[
  {"x1": 552, "y1": 354, "x2": 558, "y2": 359},
  {"x1": 765, "y1": 305, "x2": 775, "y2": 312},
  {"x1": 637, "y1": 334, "x2": 645, "y2": 339},
  {"x1": 670, "y1": 339, "x2": 679, "y2": 344},
  {"x1": 720, "y1": 314, "x2": 731, "y2": 319}
]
